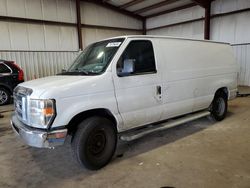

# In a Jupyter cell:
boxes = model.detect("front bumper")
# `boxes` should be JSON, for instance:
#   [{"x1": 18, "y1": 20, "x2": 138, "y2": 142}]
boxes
[{"x1": 11, "y1": 115, "x2": 67, "y2": 148}]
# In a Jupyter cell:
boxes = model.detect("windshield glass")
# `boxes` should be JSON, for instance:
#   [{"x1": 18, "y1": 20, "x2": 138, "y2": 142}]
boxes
[{"x1": 64, "y1": 38, "x2": 124, "y2": 75}]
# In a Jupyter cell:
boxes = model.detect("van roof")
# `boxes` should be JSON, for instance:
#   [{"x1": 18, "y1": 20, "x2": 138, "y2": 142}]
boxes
[{"x1": 104, "y1": 35, "x2": 230, "y2": 45}]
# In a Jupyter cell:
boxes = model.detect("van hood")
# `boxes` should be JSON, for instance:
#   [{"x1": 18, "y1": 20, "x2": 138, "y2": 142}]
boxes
[{"x1": 19, "y1": 75, "x2": 112, "y2": 99}]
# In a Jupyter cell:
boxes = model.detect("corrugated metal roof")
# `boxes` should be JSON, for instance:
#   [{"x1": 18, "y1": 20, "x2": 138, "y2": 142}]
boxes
[
  {"x1": 125, "y1": 0, "x2": 165, "y2": 12},
  {"x1": 88, "y1": 0, "x2": 202, "y2": 19},
  {"x1": 108, "y1": 0, "x2": 132, "y2": 7}
]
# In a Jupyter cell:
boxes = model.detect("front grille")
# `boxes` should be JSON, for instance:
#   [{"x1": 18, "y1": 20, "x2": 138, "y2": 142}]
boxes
[
  {"x1": 13, "y1": 86, "x2": 33, "y2": 124},
  {"x1": 14, "y1": 92, "x2": 26, "y2": 122}
]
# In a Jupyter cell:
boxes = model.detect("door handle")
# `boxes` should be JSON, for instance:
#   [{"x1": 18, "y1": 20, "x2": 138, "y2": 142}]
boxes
[{"x1": 156, "y1": 86, "x2": 161, "y2": 95}]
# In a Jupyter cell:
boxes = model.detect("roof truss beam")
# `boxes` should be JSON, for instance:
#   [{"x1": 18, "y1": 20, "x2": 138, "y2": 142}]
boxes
[{"x1": 191, "y1": 0, "x2": 211, "y2": 8}]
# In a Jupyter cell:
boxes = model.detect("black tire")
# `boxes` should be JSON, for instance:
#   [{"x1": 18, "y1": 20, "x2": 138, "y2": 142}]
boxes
[
  {"x1": 210, "y1": 91, "x2": 228, "y2": 121},
  {"x1": 71, "y1": 116, "x2": 117, "y2": 170},
  {"x1": 0, "y1": 87, "x2": 11, "y2": 106}
]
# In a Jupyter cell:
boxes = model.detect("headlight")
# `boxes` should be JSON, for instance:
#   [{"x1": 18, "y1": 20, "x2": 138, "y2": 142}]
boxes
[{"x1": 27, "y1": 99, "x2": 56, "y2": 129}]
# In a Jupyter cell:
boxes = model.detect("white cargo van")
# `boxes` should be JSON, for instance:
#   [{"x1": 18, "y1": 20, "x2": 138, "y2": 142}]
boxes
[{"x1": 11, "y1": 36, "x2": 238, "y2": 170}]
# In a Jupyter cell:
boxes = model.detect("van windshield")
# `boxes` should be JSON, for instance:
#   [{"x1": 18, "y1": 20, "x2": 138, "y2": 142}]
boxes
[{"x1": 62, "y1": 38, "x2": 124, "y2": 75}]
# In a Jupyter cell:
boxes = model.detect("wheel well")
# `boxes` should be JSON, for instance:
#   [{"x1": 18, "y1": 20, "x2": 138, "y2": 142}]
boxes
[
  {"x1": 215, "y1": 87, "x2": 228, "y2": 99},
  {"x1": 0, "y1": 85, "x2": 12, "y2": 95},
  {"x1": 66, "y1": 108, "x2": 117, "y2": 135}
]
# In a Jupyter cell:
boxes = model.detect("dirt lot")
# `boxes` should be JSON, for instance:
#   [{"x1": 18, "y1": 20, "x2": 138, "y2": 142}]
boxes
[{"x1": 0, "y1": 97, "x2": 249, "y2": 188}]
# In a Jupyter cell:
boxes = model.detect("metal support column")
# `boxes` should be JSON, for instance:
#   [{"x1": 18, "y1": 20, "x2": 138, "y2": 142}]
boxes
[
  {"x1": 204, "y1": 2, "x2": 211, "y2": 40},
  {"x1": 76, "y1": 0, "x2": 83, "y2": 50},
  {"x1": 142, "y1": 18, "x2": 146, "y2": 35}
]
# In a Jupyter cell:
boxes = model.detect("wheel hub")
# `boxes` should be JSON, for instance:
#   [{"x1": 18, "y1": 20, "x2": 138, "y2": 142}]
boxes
[
  {"x1": 88, "y1": 130, "x2": 106, "y2": 156},
  {"x1": 215, "y1": 97, "x2": 225, "y2": 116},
  {"x1": 0, "y1": 90, "x2": 7, "y2": 104}
]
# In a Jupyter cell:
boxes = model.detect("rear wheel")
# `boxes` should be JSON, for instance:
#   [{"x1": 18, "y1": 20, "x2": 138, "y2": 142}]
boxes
[
  {"x1": 0, "y1": 88, "x2": 10, "y2": 106},
  {"x1": 210, "y1": 91, "x2": 228, "y2": 121},
  {"x1": 72, "y1": 116, "x2": 117, "y2": 170}
]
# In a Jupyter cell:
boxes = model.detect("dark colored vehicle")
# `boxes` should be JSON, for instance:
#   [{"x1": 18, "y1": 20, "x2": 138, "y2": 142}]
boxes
[{"x1": 0, "y1": 60, "x2": 24, "y2": 105}]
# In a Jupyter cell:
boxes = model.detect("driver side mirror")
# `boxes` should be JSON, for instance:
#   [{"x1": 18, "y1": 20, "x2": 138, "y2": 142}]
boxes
[{"x1": 117, "y1": 59, "x2": 135, "y2": 77}]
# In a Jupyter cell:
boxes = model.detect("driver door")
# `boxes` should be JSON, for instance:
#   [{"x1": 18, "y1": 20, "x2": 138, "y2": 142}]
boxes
[{"x1": 112, "y1": 39, "x2": 162, "y2": 130}]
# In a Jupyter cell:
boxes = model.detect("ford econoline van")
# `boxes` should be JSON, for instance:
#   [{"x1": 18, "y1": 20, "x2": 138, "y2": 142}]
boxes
[{"x1": 11, "y1": 36, "x2": 238, "y2": 170}]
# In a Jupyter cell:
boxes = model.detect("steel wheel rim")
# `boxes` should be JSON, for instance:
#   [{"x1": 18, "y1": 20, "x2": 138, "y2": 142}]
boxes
[
  {"x1": 0, "y1": 90, "x2": 8, "y2": 105},
  {"x1": 215, "y1": 97, "x2": 225, "y2": 116},
  {"x1": 87, "y1": 129, "x2": 106, "y2": 156}
]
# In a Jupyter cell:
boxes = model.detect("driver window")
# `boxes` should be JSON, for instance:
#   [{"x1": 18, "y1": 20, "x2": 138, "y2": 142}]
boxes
[{"x1": 117, "y1": 40, "x2": 156, "y2": 76}]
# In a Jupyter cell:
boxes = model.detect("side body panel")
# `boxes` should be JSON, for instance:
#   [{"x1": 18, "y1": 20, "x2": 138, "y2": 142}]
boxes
[{"x1": 156, "y1": 38, "x2": 238, "y2": 121}]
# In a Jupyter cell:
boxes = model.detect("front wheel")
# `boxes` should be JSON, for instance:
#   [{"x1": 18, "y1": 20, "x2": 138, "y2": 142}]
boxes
[
  {"x1": 210, "y1": 91, "x2": 228, "y2": 121},
  {"x1": 72, "y1": 116, "x2": 117, "y2": 170}
]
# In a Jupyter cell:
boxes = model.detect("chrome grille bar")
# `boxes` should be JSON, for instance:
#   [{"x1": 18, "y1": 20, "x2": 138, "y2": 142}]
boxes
[{"x1": 13, "y1": 86, "x2": 33, "y2": 124}]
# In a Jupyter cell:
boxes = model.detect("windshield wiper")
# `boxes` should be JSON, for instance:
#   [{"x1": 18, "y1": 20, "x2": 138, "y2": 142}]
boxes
[
  {"x1": 57, "y1": 71, "x2": 87, "y2": 75},
  {"x1": 57, "y1": 70, "x2": 98, "y2": 76},
  {"x1": 79, "y1": 70, "x2": 90, "y2": 75}
]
